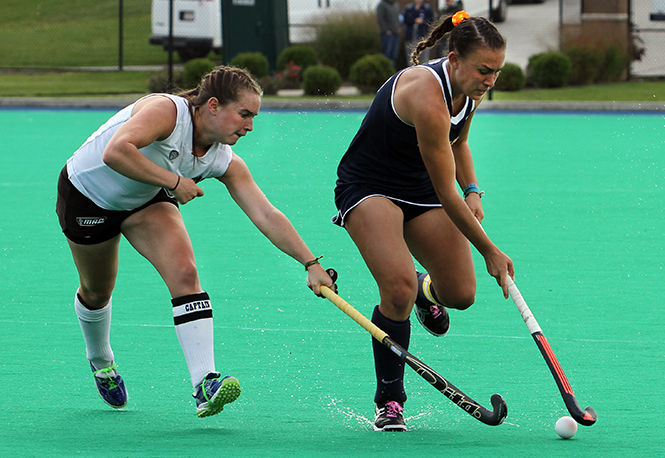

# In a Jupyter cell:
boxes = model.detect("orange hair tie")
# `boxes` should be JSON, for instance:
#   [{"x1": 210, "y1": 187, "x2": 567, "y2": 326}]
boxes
[{"x1": 452, "y1": 10, "x2": 470, "y2": 26}]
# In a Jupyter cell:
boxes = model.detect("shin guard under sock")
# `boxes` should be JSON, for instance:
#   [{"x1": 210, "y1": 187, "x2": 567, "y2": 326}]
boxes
[
  {"x1": 172, "y1": 292, "x2": 216, "y2": 387},
  {"x1": 371, "y1": 305, "x2": 411, "y2": 404},
  {"x1": 74, "y1": 292, "x2": 114, "y2": 370}
]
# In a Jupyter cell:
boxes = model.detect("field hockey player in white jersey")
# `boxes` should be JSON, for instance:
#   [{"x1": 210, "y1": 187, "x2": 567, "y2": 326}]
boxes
[
  {"x1": 331, "y1": 12, "x2": 514, "y2": 431},
  {"x1": 56, "y1": 65, "x2": 335, "y2": 418}
]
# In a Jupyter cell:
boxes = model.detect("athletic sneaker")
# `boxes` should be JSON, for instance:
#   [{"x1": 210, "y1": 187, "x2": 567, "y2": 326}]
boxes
[
  {"x1": 414, "y1": 271, "x2": 450, "y2": 337},
  {"x1": 374, "y1": 401, "x2": 407, "y2": 431},
  {"x1": 90, "y1": 362, "x2": 128, "y2": 409},
  {"x1": 193, "y1": 372, "x2": 241, "y2": 418}
]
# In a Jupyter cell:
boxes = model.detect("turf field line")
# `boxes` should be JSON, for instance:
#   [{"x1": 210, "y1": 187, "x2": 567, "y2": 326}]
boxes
[
  {"x1": 0, "y1": 319, "x2": 639, "y2": 344},
  {"x1": 0, "y1": 319, "x2": 357, "y2": 335}
]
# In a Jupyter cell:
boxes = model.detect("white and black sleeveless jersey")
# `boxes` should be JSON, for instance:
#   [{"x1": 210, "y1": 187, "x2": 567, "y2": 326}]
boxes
[{"x1": 66, "y1": 93, "x2": 233, "y2": 211}]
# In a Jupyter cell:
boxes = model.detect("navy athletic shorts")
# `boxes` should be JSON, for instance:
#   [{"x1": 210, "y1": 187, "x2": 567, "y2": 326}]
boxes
[
  {"x1": 331, "y1": 182, "x2": 441, "y2": 227},
  {"x1": 56, "y1": 166, "x2": 178, "y2": 245}
]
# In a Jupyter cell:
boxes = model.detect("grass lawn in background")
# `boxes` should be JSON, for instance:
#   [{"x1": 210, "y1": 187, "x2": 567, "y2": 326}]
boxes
[
  {"x1": 0, "y1": 70, "x2": 663, "y2": 101},
  {"x1": 0, "y1": 0, "x2": 168, "y2": 68}
]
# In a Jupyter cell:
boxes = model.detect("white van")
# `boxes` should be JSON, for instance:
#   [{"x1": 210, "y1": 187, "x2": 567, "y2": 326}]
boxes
[
  {"x1": 149, "y1": 0, "x2": 222, "y2": 61},
  {"x1": 149, "y1": 0, "x2": 371, "y2": 60},
  {"x1": 149, "y1": 0, "x2": 508, "y2": 61}
]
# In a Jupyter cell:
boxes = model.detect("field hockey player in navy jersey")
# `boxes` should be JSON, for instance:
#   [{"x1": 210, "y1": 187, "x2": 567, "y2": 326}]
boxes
[{"x1": 331, "y1": 12, "x2": 514, "y2": 431}]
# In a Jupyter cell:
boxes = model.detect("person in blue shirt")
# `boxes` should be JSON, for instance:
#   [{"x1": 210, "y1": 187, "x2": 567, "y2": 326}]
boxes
[
  {"x1": 403, "y1": 0, "x2": 435, "y2": 64},
  {"x1": 332, "y1": 12, "x2": 513, "y2": 431},
  {"x1": 377, "y1": 0, "x2": 402, "y2": 68}
]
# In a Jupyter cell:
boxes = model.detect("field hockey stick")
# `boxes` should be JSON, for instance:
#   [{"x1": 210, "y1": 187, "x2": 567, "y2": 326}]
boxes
[
  {"x1": 319, "y1": 285, "x2": 507, "y2": 426},
  {"x1": 506, "y1": 276, "x2": 597, "y2": 426}
]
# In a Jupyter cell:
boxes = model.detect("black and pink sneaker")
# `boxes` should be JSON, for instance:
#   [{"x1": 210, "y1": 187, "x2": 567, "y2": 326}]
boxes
[
  {"x1": 414, "y1": 272, "x2": 450, "y2": 337},
  {"x1": 374, "y1": 401, "x2": 406, "y2": 431}
]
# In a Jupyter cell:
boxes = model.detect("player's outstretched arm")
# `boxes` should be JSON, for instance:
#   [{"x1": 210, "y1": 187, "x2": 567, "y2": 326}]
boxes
[{"x1": 217, "y1": 154, "x2": 334, "y2": 295}]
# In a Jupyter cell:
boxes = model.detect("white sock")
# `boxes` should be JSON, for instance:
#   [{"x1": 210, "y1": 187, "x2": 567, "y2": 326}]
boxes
[
  {"x1": 74, "y1": 291, "x2": 114, "y2": 371},
  {"x1": 172, "y1": 292, "x2": 216, "y2": 388}
]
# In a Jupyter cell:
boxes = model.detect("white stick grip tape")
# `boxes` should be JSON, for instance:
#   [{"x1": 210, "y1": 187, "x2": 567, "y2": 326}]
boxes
[{"x1": 506, "y1": 276, "x2": 542, "y2": 334}]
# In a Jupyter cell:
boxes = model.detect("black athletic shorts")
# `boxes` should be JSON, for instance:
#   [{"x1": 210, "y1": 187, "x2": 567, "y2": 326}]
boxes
[
  {"x1": 56, "y1": 165, "x2": 178, "y2": 245},
  {"x1": 331, "y1": 182, "x2": 441, "y2": 227}
]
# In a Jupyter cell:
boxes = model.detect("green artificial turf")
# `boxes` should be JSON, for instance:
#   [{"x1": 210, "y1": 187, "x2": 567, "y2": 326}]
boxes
[{"x1": 0, "y1": 108, "x2": 663, "y2": 456}]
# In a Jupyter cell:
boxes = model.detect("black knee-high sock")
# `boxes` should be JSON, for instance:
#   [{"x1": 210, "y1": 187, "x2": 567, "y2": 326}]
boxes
[{"x1": 371, "y1": 305, "x2": 410, "y2": 404}]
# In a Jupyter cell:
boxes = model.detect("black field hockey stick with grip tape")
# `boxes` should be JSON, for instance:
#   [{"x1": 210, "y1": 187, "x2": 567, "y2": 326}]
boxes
[
  {"x1": 506, "y1": 276, "x2": 597, "y2": 426},
  {"x1": 319, "y1": 285, "x2": 507, "y2": 426}
]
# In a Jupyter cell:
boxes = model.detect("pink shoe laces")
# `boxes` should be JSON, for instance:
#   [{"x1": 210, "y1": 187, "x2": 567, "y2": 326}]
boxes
[
  {"x1": 384, "y1": 401, "x2": 404, "y2": 418},
  {"x1": 429, "y1": 305, "x2": 443, "y2": 319}
]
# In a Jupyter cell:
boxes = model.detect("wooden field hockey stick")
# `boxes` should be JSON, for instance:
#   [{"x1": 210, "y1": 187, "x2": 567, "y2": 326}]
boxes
[
  {"x1": 320, "y1": 285, "x2": 507, "y2": 426},
  {"x1": 506, "y1": 276, "x2": 597, "y2": 426}
]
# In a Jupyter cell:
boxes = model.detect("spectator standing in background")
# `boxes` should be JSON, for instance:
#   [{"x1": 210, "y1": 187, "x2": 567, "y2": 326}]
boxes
[
  {"x1": 441, "y1": 0, "x2": 464, "y2": 15},
  {"x1": 403, "y1": 0, "x2": 434, "y2": 65},
  {"x1": 377, "y1": 0, "x2": 402, "y2": 69}
]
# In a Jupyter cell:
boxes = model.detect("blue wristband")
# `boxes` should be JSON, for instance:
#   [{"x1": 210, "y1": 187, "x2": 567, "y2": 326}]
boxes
[{"x1": 463, "y1": 184, "x2": 481, "y2": 198}]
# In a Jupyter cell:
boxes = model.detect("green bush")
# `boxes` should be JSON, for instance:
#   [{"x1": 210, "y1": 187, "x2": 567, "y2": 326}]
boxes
[
  {"x1": 276, "y1": 45, "x2": 319, "y2": 71},
  {"x1": 229, "y1": 52, "x2": 270, "y2": 79},
  {"x1": 181, "y1": 58, "x2": 216, "y2": 90},
  {"x1": 258, "y1": 75, "x2": 279, "y2": 95},
  {"x1": 598, "y1": 45, "x2": 628, "y2": 82},
  {"x1": 147, "y1": 73, "x2": 171, "y2": 93},
  {"x1": 275, "y1": 61, "x2": 303, "y2": 89},
  {"x1": 147, "y1": 71, "x2": 186, "y2": 93},
  {"x1": 564, "y1": 45, "x2": 602, "y2": 85},
  {"x1": 493, "y1": 62, "x2": 525, "y2": 91},
  {"x1": 314, "y1": 12, "x2": 380, "y2": 79},
  {"x1": 349, "y1": 53, "x2": 394, "y2": 94},
  {"x1": 528, "y1": 51, "x2": 572, "y2": 88},
  {"x1": 525, "y1": 52, "x2": 545, "y2": 87},
  {"x1": 302, "y1": 65, "x2": 342, "y2": 96}
]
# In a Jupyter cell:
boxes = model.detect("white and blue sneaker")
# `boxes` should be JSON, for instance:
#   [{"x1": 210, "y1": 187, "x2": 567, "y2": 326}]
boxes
[
  {"x1": 414, "y1": 272, "x2": 450, "y2": 337},
  {"x1": 193, "y1": 372, "x2": 241, "y2": 418},
  {"x1": 90, "y1": 362, "x2": 128, "y2": 409}
]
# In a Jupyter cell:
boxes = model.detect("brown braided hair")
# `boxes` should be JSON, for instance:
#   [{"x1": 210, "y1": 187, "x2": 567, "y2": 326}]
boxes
[
  {"x1": 411, "y1": 16, "x2": 506, "y2": 66},
  {"x1": 177, "y1": 65, "x2": 263, "y2": 109}
]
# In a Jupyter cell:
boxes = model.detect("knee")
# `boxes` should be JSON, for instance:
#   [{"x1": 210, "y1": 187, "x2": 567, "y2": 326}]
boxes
[
  {"x1": 168, "y1": 260, "x2": 200, "y2": 292},
  {"x1": 444, "y1": 290, "x2": 476, "y2": 310},
  {"x1": 380, "y1": 274, "x2": 418, "y2": 315},
  {"x1": 429, "y1": 276, "x2": 476, "y2": 310},
  {"x1": 174, "y1": 262, "x2": 199, "y2": 287}
]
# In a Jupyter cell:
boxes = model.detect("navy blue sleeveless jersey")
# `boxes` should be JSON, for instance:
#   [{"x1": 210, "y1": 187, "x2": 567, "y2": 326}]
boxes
[{"x1": 332, "y1": 58, "x2": 476, "y2": 226}]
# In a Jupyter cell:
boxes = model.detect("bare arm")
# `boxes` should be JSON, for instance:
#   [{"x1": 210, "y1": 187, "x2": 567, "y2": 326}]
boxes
[
  {"x1": 452, "y1": 110, "x2": 483, "y2": 221},
  {"x1": 394, "y1": 68, "x2": 513, "y2": 296},
  {"x1": 218, "y1": 154, "x2": 333, "y2": 294},
  {"x1": 102, "y1": 95, "x2": 203, "y2": 203}
]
